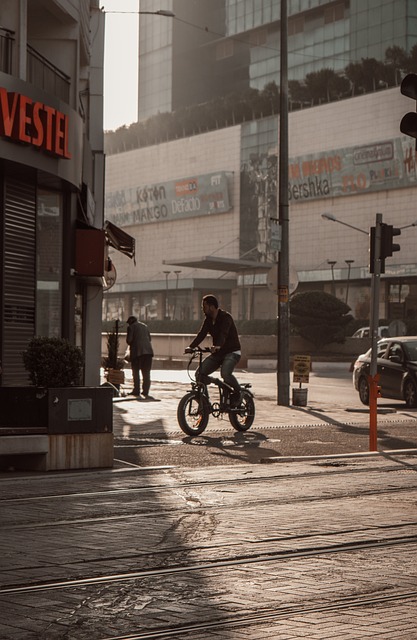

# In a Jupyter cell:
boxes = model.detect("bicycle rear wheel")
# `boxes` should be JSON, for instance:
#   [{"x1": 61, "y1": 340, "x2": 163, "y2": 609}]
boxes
[
  {"x1": 229, "y1": 391, "x2": 255, "y2": 431},
  {"x1": 177, "y1": 391, "x2": 210, "y2": 436}
]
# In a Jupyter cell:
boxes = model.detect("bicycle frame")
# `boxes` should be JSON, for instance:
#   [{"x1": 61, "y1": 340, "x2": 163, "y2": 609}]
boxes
[
  {"x1": 187, "y1": 348, "x2": 248, "y2": 417},
  {"x1": 178, "y1": 347, "x2": 255, "y2": 435}
]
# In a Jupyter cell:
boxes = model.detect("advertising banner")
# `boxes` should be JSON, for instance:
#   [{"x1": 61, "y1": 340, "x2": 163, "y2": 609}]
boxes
[
  {"x1": 106, "y1": 171, "x2": 231, "y2": 226},
  {"x1": 288, "y1": 137, "x2": 417, "y2": 203}
]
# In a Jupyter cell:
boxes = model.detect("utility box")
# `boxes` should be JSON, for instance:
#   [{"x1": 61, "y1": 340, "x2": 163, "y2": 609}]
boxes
[{"x1": 75, "y1": 229, "x2": 106, "y2": 276}]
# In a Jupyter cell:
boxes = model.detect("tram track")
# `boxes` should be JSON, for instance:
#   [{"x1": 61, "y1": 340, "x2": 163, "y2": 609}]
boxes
[
  {"x1": 1, "y1": 455, "x2": 416, "y2": 638},
  {"x1": 99, "y1": 589, "x2": 417, "y2": 640},
  {"x1": 1, "y1": 460, "x2": 416, "y2": 504},
  {"x1": 2, "y1": 532, "x2": 416, "y2": 595},
  {"x1": 1, "y1": 484, "x2": 416, "y2": 532}
]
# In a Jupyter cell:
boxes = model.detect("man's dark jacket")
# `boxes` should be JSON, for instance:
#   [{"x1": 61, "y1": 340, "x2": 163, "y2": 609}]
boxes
[{"x1": 189, "y1": 309, "x2": 240, "y2": 357}]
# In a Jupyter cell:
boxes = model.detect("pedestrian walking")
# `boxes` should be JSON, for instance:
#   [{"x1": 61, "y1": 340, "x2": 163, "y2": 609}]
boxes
[{"x1": 126, "y1": 316, "x2": 154, "y2": 398}]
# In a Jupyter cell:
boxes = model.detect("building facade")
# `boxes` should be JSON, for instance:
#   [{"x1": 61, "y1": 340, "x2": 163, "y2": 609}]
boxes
[
  {"x1": 104, "y1": 86, "x2": 417, "y2": 327},
  {"x1": 0, "y1": 0, "x2": 107, "y2": 386},
  {"x1": 137, "y1": 0, "x2": 417, "y2": 121},
  {"x1": 102, "y1": 0, "x2": 417, "y2": 328}
]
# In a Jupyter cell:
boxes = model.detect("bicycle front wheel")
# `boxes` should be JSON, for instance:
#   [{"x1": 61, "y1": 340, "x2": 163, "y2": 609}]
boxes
[
  {"x1": 177, "y1": 391, "x2": 210, "y2": 436},
  {"x1": 229, "y1": 391, "x2": 255, "y2": 431}
]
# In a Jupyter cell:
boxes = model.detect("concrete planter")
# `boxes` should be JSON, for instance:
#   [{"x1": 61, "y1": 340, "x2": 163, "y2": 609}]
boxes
[
  {"x1": 0, "y1": 387, "x2": 113, "y2": 433},
  {"x1": 0, "y1": 387, "x2": 113, "y2": 471},
  {"x1": 106, "y1": 368, "x2": 125, "y2": 386}
]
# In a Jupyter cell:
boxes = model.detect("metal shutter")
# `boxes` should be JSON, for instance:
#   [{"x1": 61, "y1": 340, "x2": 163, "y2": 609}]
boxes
[{"x1": 2, "y1": 172, "x2": 36, "y2": 385}]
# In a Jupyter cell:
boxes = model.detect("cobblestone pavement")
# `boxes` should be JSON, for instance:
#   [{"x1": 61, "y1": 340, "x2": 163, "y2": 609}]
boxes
[
  {"x1": 1, "y1": 454, "x2": 417, "y2": 639},
  {"x1": 1, "y1": 367, "x2": 417, "y2": 639}
]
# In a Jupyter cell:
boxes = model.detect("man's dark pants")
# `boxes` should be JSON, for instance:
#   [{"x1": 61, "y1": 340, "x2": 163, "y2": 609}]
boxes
[
  {"x1": 198, "y1": 352, "x2": 241, "y2": 396},
  {"x1": 131, "y1": 354, "x2": 153, "y2": 396}
]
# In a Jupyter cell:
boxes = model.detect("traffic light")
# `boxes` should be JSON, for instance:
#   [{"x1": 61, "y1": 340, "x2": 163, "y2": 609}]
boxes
[
  {"x1": 380, "y1": 224, "x2": 401, "y2": 260},
  {"x1": 400, "y1": 73, "x2": 417, "y2": 141},
  {"x1": 369, "y1": 226, "x2": 376, "y2": 273},
  {"x1": 369, "y1": 223, "x2": 401, "y2": 274}
]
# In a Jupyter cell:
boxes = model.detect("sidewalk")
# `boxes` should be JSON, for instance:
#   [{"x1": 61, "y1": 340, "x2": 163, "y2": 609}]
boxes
[{"x1": 110, "y1": 367, "x2": 417, "y2": 464}]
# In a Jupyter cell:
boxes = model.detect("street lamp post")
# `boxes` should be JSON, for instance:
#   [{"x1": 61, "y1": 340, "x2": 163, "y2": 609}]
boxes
[
  {"x1": 321, "y1": 213, "x2": 368, "y2": 236},
  {"x1": 345, "y1": 259, "x2": 354, "y2": 305},
  {"x1": 277, "y1": 0, "x2": 290, "y2": 406},
  {"x1": 140, "y1": 10, "x2": 175, "y2": 17},
  {"x1": 106, "y1": 9, "x2": 175, "y2": 16},
  {"x1": 327, "y1": 260, "x2": 337, "y2": 296},
  {"x1": 173, "y1": 270, "x2": 181, "y2": 320},
  {"x1": 163, "y1": 270, "x2": 170, "y2": 320}
]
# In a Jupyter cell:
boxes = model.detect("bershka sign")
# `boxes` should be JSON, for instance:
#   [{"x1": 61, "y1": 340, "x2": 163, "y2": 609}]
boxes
[{"x1": 0, "y1": 86, "x2": 71, "y2": 158}]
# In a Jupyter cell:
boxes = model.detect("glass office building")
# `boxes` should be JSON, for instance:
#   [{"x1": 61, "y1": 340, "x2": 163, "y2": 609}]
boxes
[{"x1": 138, "y1": 0, "x2": 417, "y2": 121}]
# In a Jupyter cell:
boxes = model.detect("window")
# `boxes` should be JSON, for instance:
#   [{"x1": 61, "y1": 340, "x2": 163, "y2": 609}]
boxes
[
  {"x1": 324, "y1": 2, "x2": 345, "y2": 24},
  {"x1": 249, "y1": 29, "x2": 267, "y2": 47},
  {"x1": 388, "y1": 344, "x2": 404, "y2": 363},
  {"x1": 216, "y1": 40, "x2": 234, "y2": 60},
  {"x1": 36, "y1": 190, "x2": 63, "y2": 337},
  {"x1": 377, "y1": 342, "x2": 389, "y2": 358},
  {"x1": 288, "y1": 16, "x2": 304, "y2": 36}
]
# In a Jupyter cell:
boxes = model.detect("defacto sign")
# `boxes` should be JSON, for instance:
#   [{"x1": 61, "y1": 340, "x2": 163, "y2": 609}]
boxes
[
  {"x1": 105, "y1": 172, "x2": 231, "y2": 226},
  {"x1": 0, "y1": 86, "x2": 71, "y2": 158}
]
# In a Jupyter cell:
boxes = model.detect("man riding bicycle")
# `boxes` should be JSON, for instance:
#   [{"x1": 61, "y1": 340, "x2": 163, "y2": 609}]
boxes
[{"x1": 186, "y1": 294, "x2": 243, "y2": 406}]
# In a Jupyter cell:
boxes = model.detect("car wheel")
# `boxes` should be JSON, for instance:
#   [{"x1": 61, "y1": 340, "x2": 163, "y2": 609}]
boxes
[
  {"x1": 358, "y1": 376, "x2": 370, "y2": 405},
  {"x1": 403, "y1": 378, "x2": 417, "y2": 408}
]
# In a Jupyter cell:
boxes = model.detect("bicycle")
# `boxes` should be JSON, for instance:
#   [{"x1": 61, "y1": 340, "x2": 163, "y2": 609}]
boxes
[{"x1": 177, "y1": 347, "x2": 255, "y2": 436}]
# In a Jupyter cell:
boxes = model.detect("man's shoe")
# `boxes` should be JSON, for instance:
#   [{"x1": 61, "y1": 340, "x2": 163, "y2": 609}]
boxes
[
  {"x1": 231, "y1": 390, "x2": 244, "y2": 407},
  {"x1": 129, "y1": 389, "x2": 140, "y2": 396}
]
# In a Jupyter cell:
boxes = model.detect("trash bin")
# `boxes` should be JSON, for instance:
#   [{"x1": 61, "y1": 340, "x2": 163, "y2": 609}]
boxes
[{"x1": 292, "y1": 387, "x2": 308, "y2": 406}]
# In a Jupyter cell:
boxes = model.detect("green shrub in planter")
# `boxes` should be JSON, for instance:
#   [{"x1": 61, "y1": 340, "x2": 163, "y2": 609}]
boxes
[{"x1": 22, "y1": 337, "x2": 84, "y2": 388}]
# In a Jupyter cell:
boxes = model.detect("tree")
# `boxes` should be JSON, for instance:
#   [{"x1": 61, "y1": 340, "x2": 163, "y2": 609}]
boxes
[
  {"x1": 104, "y1": 43, "x2": 416, "y2": 156},
  {"x1": 289, "y1": 79, "x2": 310, "y2": 107},
  {"x1": 385, "y1": 46, "x2": 408, "y2": 85},
  {"x1": 290, "y1": 291, "x2": 353, "y2": 349},
  {"x1": 403, "y1": 43, "x2": 417, "y2": 74},
  {"x1": 260, "y1": 81, "x2": 280, "y2": 116},
  {"x1": 304, "y1": 68, "x2": 349, "y2": 104},
  {"x1": 361, "y1": 58, "x2": 386, "y2": 91}
]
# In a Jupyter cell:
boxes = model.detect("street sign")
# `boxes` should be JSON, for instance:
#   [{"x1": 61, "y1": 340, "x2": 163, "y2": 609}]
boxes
[
  {"x1": 388, "y1": 320, "x2": 406, "y2": 337},
  {"x1": 270, "y1": 221, "x2": 281, "y2": 251},
  {"x1": 293, "y1": 355, "x2": 311, "y2": 383},
  {"x1": 267, "y1": 265, "x2": 299, "y2": 295}
]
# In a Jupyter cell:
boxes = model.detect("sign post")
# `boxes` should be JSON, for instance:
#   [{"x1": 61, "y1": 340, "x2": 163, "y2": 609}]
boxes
[
  {"x1": 368, "y1": 213, "x2": 382, "y2": 451},
  {"x1": 292, "y1": 355, "x2": 310, "y2": 406}
]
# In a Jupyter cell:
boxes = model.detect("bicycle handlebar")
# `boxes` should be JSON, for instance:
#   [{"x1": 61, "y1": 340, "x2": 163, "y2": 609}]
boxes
[{"x1": 184, "y1": 346, "x2": 211, "y2": 354}]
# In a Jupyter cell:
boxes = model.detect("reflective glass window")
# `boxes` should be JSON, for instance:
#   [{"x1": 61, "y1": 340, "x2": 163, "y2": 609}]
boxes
[{"x1": 36, "y1": 190, "x2": 63, "y2": 337}]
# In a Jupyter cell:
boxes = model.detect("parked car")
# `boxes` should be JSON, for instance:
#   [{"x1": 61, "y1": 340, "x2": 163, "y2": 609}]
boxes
[
  {"x1": 352, "y1": 326, "x2": 389, "y2": 338},
  {"x1": 353, "y1": 336, "x2": 417, "y2": 407}
]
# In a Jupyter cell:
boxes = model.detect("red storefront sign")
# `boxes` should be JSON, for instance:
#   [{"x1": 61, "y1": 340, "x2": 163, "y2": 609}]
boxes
[{"x1": 0, "y1": 87, "x2": 71, "y2": 158}]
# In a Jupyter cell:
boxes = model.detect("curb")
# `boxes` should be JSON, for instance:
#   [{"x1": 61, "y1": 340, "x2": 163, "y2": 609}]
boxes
[
  {"x1": 247, "y1": 360, "x2": 352, "y2": 372},
  {"x1": 261, "y1": 448, "x2": 417, "y2": 463}
]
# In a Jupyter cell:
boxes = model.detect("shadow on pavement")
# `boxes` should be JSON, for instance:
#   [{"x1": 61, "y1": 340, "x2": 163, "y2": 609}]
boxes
[
  {"x1": 292, "y1": 406, "x2": 417, "y2": 452},
  {"x1": 182, "y1": 431, "x2": 280, "y2": 464}
]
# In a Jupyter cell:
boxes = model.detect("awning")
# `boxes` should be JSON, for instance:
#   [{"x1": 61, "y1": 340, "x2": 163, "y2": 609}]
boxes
[
  {"x1": 162, "y1": 256, "x2": 270, "y2": 273},
  {"x1": 105, "y1": 221, "x2": 136, "y2": 263}
]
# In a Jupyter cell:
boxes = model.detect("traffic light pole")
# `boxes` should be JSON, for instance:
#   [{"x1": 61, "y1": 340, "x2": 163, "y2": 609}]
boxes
[
  {"x1": 368, "y1": 213, "x2": 382, "y2": 451},
  {"x1": 277, "y1": 0, "x2": 290, "y2": 406},
  {"x1": 323, "y1": 211, "x2": 403, "y2": 452}
]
